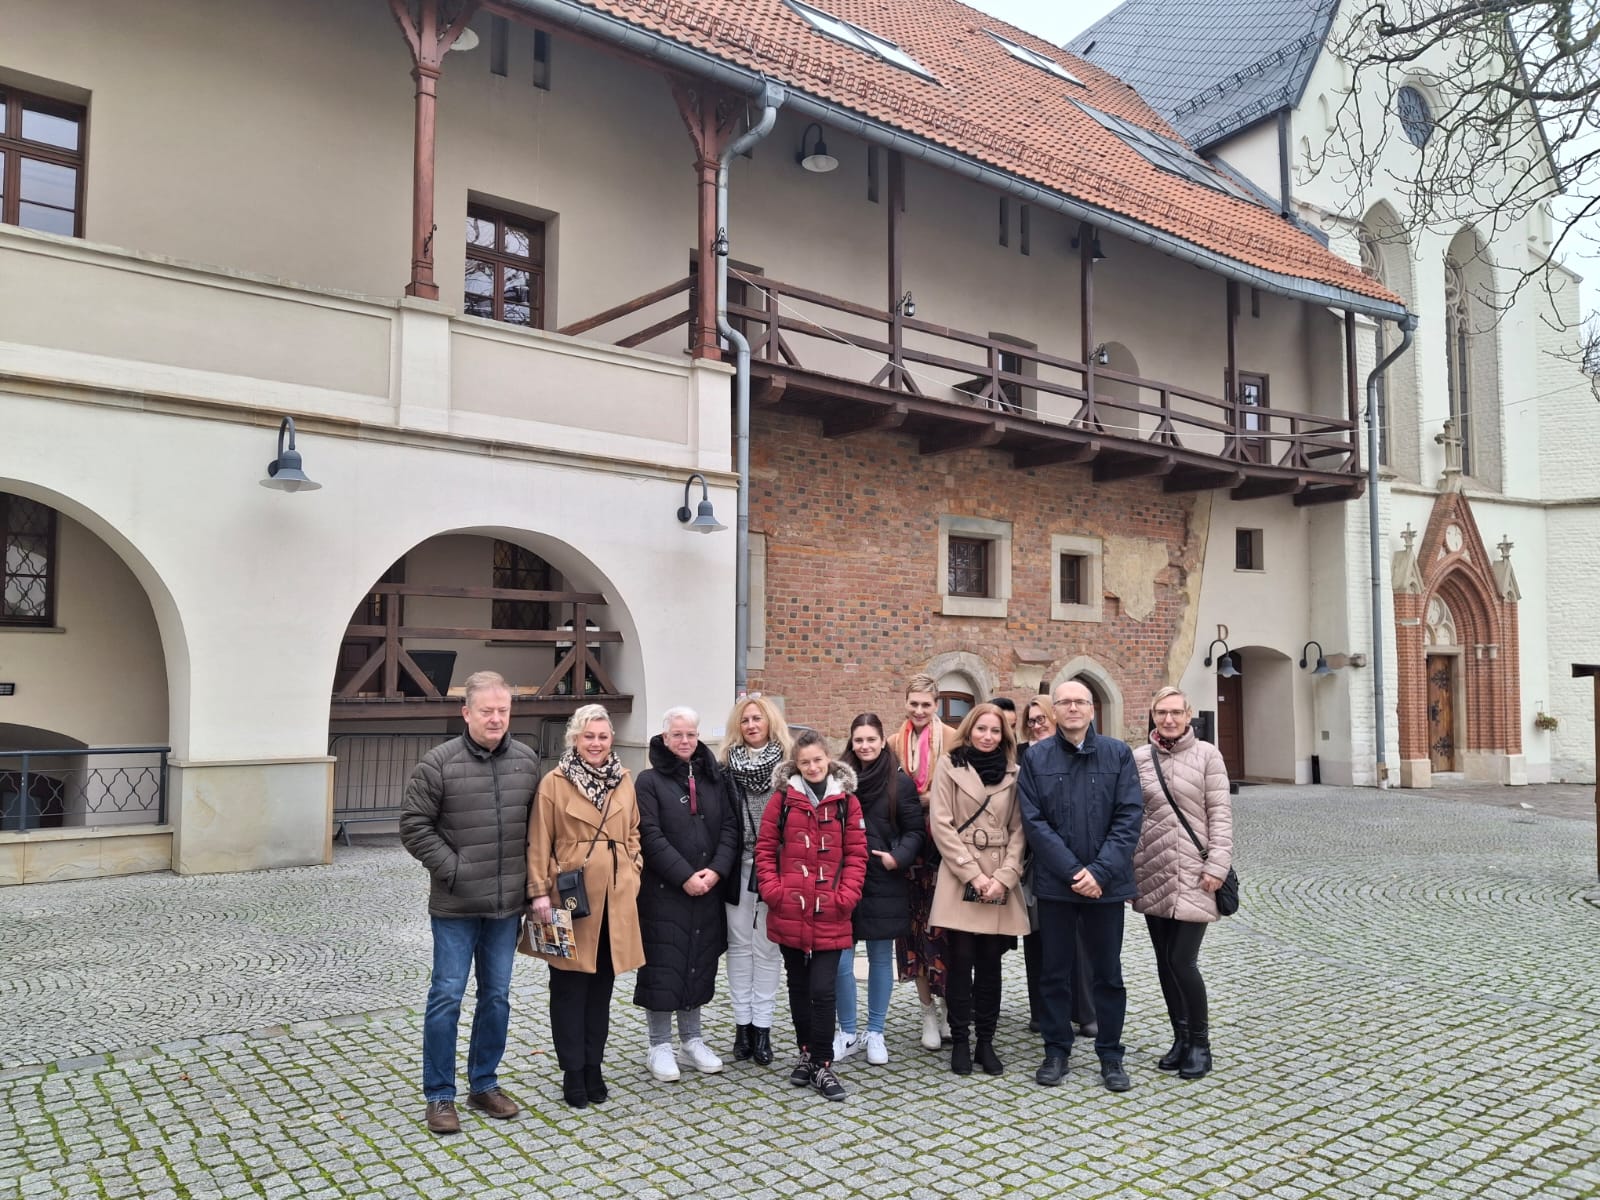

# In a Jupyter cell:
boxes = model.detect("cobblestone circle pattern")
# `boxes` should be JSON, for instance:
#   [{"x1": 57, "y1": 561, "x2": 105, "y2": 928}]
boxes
[{"x1": 2, "y1": 784, "x2": 1597, "y2": 1198}]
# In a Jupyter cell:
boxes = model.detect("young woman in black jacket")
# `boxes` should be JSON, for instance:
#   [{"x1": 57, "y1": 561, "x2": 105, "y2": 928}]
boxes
[{"x1": 833, "y1": 713, "x2": 925, "y2": 1066}]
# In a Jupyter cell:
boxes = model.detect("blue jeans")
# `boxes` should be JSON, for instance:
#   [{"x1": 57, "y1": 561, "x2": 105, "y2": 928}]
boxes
[
  {"x1": 423, "y1": 914, "x2": 521, "y2": 1101},
  {"x1": 834, "y1": 939, "x2": 894, "y2": 1035}
]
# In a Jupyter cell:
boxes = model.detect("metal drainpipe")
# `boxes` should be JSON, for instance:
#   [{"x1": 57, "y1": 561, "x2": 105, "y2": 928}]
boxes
[
  {"x1": 1367, "y1": 313, "x2": 1418, "y2": 788},
  {"x1": 718, "y1": 83, "x2": 785, "y2": 694}
]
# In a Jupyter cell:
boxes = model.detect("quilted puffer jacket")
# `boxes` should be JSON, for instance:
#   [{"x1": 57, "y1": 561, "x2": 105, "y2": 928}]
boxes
[
  {"x1": 400, "y1": 732, "x2": 539, "y2": 919},
  {"x1": 1132, "y1": 729, "x2": 1233, "y2": 923},
  {"x1": 754, "y1": 758, "x2": 867, "y2": 952}
]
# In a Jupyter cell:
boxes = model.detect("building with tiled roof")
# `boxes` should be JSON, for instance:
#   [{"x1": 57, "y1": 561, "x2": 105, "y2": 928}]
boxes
[
  {"x1": 1070, "y1": 0, "x2": 1598, "y2": 787},
  {"x1": 2, "y1": 0, "x2": 1430, "y2": 885}
]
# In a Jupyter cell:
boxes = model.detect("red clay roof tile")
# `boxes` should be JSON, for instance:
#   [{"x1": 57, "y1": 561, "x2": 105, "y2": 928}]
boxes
[{"x1": 568, "y1": 0, "x2": 1401, "y2": 306}]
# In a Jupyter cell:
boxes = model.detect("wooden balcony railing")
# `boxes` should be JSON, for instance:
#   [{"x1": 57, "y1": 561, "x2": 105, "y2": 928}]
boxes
[
  {"x1": 331, "y1": 584, "x2": 630, "y2": 720},
  {"x1": 560, "y1": 273, "x2": 1363, "y2": 500}
]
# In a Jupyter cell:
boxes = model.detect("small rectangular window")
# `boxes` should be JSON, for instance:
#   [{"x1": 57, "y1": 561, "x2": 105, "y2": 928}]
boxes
[
  {"x1": 1060, "y1": 553, "x2": 1088, "y2": 606},
  {"x1": 784, "y1": 0, "x2": 937, "y2": 81},
  {"x1": 490, "y1": 16, "x2": 509, "y2": 77},
  {"x1": 1, "y1": 492, "x2": 57, "y2": 627},
  {"x1": 998, "y1": 197, "x2": 1009, "y2": 248},
  {"x1": 1, "y1": 86, "x2": 87, "y2": 237},
  {"x1": 464, "y1": 203, "x2": 546, "y2": 328},
  {"x1": 1235, "y1": 528, "x2": 1264, "y2": 572},
  {"x1": 867, "y1": 146, "x2": 879, "y2": 204},
  {"x1": 492, "y1": 540, "x2": 553, "y2": 630},
  {"x1": 1020, "y1": 204, "x2": 1031, "y2": 256},
  {"x1": 947, "y1": 536, "x2": 991, "y2": 597},
  {"x1": 533, "y1": 30, "x2": 551, "y2": 90}
]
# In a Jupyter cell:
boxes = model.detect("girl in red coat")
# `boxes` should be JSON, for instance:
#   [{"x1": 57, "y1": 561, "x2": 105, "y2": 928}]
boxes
[{"x1": 755, "y1": 730, "x2": 868, "y2": 1101}]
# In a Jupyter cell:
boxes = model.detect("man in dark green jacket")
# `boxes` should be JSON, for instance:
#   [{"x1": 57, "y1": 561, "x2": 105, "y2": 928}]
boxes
[
  {"x1": 1017, "y1": 679, "x2": 1143, "y2": 1094},
  {"x1": 400, "y1": 670, "x2": 539, "y2": 1134}
]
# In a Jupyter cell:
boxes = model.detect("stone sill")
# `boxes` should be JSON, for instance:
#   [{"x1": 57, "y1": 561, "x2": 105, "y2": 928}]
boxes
[{"x1": 0, "y1": 823, "x2": 169, "y2": 844}]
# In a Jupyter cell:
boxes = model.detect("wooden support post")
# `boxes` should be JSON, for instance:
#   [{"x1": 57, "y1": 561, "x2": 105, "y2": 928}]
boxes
[
  {"x1": 887, "y1": 150, "x2": 905, "y2": 390},
  {"x1": 389, "y1": 0, "x2": 479, "y2": 300},
  {"x1": 1080, "y1": 223, "x2": 1095, "y2": 418},
  {"x1": 1224, "y1": 280, "x2": 1240, "y2": 452},
  {"x1": 1579, "y1": 664, "x2": 1600, "y2": 880},
  {"x1": 672, "y1": 81, "x2": 740, "y2": 361}
]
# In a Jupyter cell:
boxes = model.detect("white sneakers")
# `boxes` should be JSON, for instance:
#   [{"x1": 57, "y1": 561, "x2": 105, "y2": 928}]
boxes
[
  {"x1": 864, "y1": 1031, "x2": 889, "y2": 1065},
  {"x1": 679, "y1": 1037, "x2": 725, "y2": 1074},
  {"x1": 647, "y1": 1043, "x2": 681, "y2": 1081},
  {"x1": 832, "y1": 1031, "x2": 863, "y2": 1062}
]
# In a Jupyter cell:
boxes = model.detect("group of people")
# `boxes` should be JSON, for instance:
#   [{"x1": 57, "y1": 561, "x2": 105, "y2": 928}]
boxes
[{"x1": 399, "y1": 667, "x2": 1233, "y2": 1131}]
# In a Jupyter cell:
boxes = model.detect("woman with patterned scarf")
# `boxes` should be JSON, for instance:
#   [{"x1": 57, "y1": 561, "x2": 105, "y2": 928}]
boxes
[
  {"x1": 716, "y1": 694, "x2": 793, "y2": 1067},
  {"x1": 887, "y1": 673, "x2": 960, "y2": 1051},
  {"x1": 526, "y1": 704, "x2": 644, "y2": 1108}
]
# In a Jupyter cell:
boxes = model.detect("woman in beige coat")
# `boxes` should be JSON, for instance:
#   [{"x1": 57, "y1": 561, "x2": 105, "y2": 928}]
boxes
[
  {"x1": 1132, "y1": 686, "x2": 1233, "y2": 1081},
  {"x1": 526, "y1": 704, "x2": 645, "y2": 1108},
  {"x1": 928, "y1": 703, "x2": 1028, "y2": 1077}
]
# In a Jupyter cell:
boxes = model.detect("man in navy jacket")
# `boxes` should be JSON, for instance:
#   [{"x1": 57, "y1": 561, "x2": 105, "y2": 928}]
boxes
[{"x1": 1017, "y1": 679, "x2": 1144, "y2": 1092}]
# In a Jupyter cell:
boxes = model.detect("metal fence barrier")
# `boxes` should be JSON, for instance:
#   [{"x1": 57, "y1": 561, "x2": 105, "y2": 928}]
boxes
[
  {"x1": 0, "y1": 746, "x2": 171, "y2": 832},
  {"x1": 329, "y1": 732, "x2": 456, "y2": 845}
]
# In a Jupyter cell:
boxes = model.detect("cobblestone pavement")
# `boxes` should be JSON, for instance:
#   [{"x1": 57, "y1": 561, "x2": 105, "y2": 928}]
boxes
[{"x1": 2, "y1": 785, "x2": 1597, "y2": 1199}]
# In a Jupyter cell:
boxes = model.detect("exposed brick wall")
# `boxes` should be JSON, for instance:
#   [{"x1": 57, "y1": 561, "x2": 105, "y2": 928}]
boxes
[{"x1": 746, "y1": 410, "x2": 1202, "y2": 742}]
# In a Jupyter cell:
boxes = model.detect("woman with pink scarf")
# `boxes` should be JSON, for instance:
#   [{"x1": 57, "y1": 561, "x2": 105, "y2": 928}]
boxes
[{"x1": 888, "y1": 673, "x2": 960, "y2": 1051}]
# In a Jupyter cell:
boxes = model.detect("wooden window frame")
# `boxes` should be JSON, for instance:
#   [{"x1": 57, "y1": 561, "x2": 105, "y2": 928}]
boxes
[
  {"x1": 946, "y1": 535, "x2": 991, "y2": 598},
  {"x1": 1235, "y1": 527, "x2": 1264, "y2": 572},
  {"x1": 492, "y1": 539, "x2": 553, "y2": 631},
  {"x1": 1050, "y1": 533, "x2": 1103, "y2": 622},
  {"x1": 939, "y1": 515, "x2": 1011, "y2": 618},
  {"x1": 938, "y1": 691, "x2": 974, "y2": 727},
  {"x1": 0, "y1": 85, "x2": 87, "y2": 237},
  {"x1": 0, "y1": 493, "x2": 58, "y2": 628},
  {"x1": 464, "y1": 203, "x2": 546, "y2": 329}
]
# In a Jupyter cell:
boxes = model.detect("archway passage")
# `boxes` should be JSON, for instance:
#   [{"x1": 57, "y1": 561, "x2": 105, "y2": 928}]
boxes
[
  {"x1": 1394, "y1": 491, "x2": 1521, "y2": 785},
  {"x1": 326, "y1": 530, "x2": 638, "y2": 836},
  {"x1": 0, "y1": 488, "x2": 172, "y2": 838}
]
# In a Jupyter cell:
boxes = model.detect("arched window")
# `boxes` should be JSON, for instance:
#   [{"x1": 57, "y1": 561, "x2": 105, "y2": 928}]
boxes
[{"x1": 1443, "y1": 257, "x2": 1473, "y2": 476}]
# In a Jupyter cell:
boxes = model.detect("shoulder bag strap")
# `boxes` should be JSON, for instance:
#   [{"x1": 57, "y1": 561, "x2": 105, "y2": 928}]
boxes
[
  {"x1": 582, "y1": 789, "x2": 614, "y2": 864},
  {"x1": 955, "y1": 784, "x2": 996, "y2": 835},
  {"x1": 1149, "y1": 749, "x2": 1208, "y2": 861}
]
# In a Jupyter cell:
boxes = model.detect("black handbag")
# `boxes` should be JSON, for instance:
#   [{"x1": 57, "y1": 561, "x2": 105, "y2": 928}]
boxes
[
  {"x1": 1149, "y1": 748, "x2": 1239, "y2": 917},
  {"x1": 557, "y1": 792, "x2": 613, "y2": 919}
]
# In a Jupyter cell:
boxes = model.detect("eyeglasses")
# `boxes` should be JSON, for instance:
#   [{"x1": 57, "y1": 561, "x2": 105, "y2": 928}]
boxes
[
  {"x1": 1026, "y1": 715, "x2": 1050, "y2": 727},
  {"x1": 1153, "y1": 709, "x2": 1189, "y2": 719},
  {"x1": 1053, "y1": 698, "x2": 1093, "y2": 709}
]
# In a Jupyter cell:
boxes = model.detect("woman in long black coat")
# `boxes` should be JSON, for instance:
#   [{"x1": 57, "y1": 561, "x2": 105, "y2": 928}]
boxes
[
  {"x1": 633, "y1": 706, "x2": 739, "y2": 1083},
  {"x1": 833, "y1": 712, "x2": 924, "y2": 1066}
]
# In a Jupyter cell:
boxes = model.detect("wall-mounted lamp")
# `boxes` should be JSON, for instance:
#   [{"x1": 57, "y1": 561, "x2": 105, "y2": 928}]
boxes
[
  {"x1": 1299, "y1": 640, "x2": 1334, "y2": 676},
  {"x1": 448, "y1": 26, "x2": 480, "y2": 52},
  {"x1": 795, "y1": 123, "x2": 838, "y2": 173},
  {"x1": 1204, "y1": 638, "x2": 1240, "y2": 678},
  {"x1": 260, "y1": 416, "x2": 321, "y2": 492},
  {"x1": 1091, "y1": 342, "x2": 1110, "y2": 366},
  {"x1": 1071, "y1": 224, "x2": 1107, "y2": 262},
  {"x1": 896, "y1": 291, "x2": 916, "y2": 319},
  {"x1": 677, "y1": 472, "x2": 727, "y2": 533}
]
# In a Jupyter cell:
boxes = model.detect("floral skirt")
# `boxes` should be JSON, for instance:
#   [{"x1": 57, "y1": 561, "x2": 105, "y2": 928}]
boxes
[{"x1": 896, "y1": 856, "x2": 948, "y2": 997}]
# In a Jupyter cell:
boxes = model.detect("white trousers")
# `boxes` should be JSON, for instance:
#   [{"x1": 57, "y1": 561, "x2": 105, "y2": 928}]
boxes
[{"x1": 724, "y1": 856, "x2": 782, "y2": 1026}]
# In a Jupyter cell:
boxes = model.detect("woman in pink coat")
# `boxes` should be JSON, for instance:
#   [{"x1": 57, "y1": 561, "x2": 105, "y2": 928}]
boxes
[{"x1": 1132, "y1": 687, "x2": 1233, "y2": 1081}]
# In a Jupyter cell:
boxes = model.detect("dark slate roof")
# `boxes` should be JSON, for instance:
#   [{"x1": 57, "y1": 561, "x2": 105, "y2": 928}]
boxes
[{"x1": 1066, "y1": 0, "x2": 1338, "y2": 150}]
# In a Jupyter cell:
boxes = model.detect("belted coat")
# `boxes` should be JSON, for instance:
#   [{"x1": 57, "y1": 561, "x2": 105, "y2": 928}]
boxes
[
  {"x1": 927, "y1": 758, "x2": 1030, "y2": 936},
  {"x1": 525, "y1": 762, "x2": 646, "y2": 975}
]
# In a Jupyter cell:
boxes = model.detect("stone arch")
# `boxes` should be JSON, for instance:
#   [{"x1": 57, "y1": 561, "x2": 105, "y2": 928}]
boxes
[
  {"x1": 1096, "y1": 341, "x2": 1146, "y2": 441},
  {"x1": 923, "y1": 650, "x2": 994, "y2": 726},
  {"x1": 1359, "y1": 203, "x2": 1420, "y2": 478},
  {"x1": 1050, "y1": 654, "x2": 1126, "y2": 742},
  {"x1": 0, "y1": 477, "x2": 185, "y2": 755},
  {"x1": 1444, "y1": 227, "x2": 1503, "y2": 489},
  {"x1": 1393, "y1": 491, "x2": 1521, "y2": 784}
]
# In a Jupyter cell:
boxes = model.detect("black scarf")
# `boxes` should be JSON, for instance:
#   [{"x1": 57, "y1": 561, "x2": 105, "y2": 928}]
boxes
[
  {"x1": 847, "y1": 749, "x2": 896, "y2": 830},
  {"x1": 951, "y1": 743, "x2": 1008, "y2": 787}
]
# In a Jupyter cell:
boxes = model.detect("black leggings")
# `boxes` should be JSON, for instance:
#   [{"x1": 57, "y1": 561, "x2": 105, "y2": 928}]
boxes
[
  {"x1": 945, "y1": 930, "x2": 1005, "y2": 1041},
  {"x1": 780, "y1": 945, "x2": 842, "y2": 1064},
  {"x1": 548, "y1": 913, "x2": 616, "y2": 1071},
  {"x1": 1145, "y1": 915, "x2": 1208, "y2": 1030}
]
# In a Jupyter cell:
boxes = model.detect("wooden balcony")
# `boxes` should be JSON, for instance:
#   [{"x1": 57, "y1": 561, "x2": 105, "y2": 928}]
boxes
[
  {"x1": 330, "y1": 584, "x2": 632, "y2": 721},
  {"x1": 561, "y1": 275, "x2": 1366, "y2": 504}
]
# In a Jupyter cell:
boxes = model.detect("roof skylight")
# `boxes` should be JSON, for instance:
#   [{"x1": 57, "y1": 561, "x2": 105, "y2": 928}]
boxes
[
  {"x1": 986, "y1": 31, "x2": 1083, "y2": 86},
  {"x1": 785, "y1": 0, "x2": 937, "y2": 81},
  {"x1": 1076, "y1": 103, "x2": 1255, "y2": 202}
]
